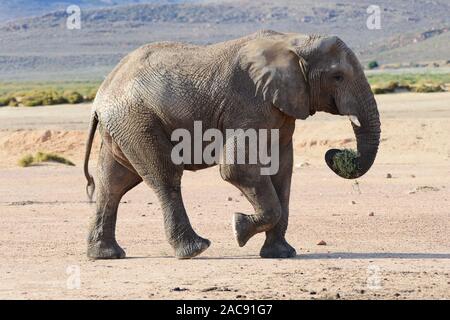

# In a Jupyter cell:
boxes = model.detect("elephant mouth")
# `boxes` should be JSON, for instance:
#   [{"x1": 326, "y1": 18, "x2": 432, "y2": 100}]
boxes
[{"x1": 329, "y1": 96, "x2": 340, "y2": 115}]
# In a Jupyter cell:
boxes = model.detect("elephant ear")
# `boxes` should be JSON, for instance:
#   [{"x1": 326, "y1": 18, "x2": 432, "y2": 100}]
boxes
[{"x1": 241, "y1": 38, "x2": 310, "y2": 119}]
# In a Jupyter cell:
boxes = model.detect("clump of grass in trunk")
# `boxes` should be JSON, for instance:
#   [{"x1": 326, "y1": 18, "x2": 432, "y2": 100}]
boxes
[
  {"x1": 332, "y1": 149, "x2": 359, "y2": 178},
  {"x1": 18, "y1": 152, "x2": 75, "y2": 167}
]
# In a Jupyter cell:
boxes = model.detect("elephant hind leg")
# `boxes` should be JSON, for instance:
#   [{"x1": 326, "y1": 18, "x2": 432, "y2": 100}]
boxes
[
  {"x1": 110, "y1": 120, "x2": 210, "y2": 259},
  {"x1": 87, "y1": 143, "x2": 142, "y2": 260}
]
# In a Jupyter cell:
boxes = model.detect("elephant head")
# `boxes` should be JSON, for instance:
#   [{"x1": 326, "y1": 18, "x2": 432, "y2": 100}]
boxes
[{"x1": 241, "y1": 34, "x2": 381, "y2": 179}]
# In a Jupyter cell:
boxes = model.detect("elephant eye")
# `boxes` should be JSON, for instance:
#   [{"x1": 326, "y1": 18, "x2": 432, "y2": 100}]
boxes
[{"x1": 333, "y1": 73, "x2": 344, "y2": 83}]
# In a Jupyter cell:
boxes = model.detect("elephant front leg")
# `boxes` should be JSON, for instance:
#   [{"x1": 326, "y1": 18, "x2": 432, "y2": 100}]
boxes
[
  {"x1": 260, "y1": 141, "x2": 296, "y2": 258},
  {"x1": 220, "y1": 164, "x2": 282, "y2": 248}
]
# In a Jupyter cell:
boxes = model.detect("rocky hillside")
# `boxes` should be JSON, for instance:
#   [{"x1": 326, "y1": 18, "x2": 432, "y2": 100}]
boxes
[
  {"x1": 0, "y1": 0, "x2": 448, "y2": 81},
  {"x1": 0, "y1": 0, "x2": 187, "y2": 21}
]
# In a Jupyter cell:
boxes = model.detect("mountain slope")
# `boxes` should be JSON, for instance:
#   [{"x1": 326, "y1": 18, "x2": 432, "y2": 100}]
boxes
[
  {"x1": 0, "y1": 0, "x2": 448, "y2": 81},
  {"x1": 0, "y1": 0, "x2": 192, "y2": 21}
]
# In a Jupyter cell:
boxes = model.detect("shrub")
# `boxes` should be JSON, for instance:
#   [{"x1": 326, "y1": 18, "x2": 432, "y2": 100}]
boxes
[
  {"x1": 0, "y1": 96, "x2": 10, "y2": 106},
  {"x1": 385, "y1": 81, "x2": 399, "y2": 91},
  {"x1": 371, "y1": 86, "x2": 388, "y2": 94},
  {"x1": 371, "y1": 81, "x2": 399, "y2": 94},
  {"x1": 85, "y1": 89, "x2": 98, "y2": 102},
  {"x1": 22, "y1": 99, "x2": 42, "y2": 107},
  {"x1": 8, "y1": 97, "x2": 19, "y2": 106},
  {"x1": 18, "y1": 154, "x2": 35, "y2": 167},
  {"x1": 367, "y1": 73, "x2": 450, "y2": 90},
  {"x1": 412, "y1": 84, "x2": 444, "y2": 93},
  {"x1": 34, "y1": 152, "x2": 75, "y2": 166},
  {"x1": 21, "y1": 91, "x2": 44, "y2": 107},
  {"x1": 42, "y1": 90, "x2": 67, "y2": 105},
  {"x1": 64, "y1": 91, "x2": 84, "y2": 104},
  {"x1": 17, "y1": 152, "x2": 75, "y2": 167},
  {"x1": 367, "y1": 61, "x2": 379, "y2": 69},
  {"x1": 19, "y1": 90, "x2": 71, "y2": 106}
]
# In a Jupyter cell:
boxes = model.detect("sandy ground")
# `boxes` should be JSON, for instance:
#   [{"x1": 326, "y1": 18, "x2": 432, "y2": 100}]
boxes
[{"x1": 0, "y1": 92, "x2": 449, "y2": 300}]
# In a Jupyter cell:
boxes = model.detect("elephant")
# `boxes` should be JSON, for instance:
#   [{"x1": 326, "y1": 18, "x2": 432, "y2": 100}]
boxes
[{"x1": 83, "y1": 30, "x2": 381, "y2": 260}]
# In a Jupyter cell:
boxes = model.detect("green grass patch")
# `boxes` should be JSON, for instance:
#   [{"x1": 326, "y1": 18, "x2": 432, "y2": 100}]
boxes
[
  {"x1": 1, "y1": 73, "x2": 449, "y2": 107},
  {"x1": 18, "y1": 152, "x2": 75, "y2": 167},
  {"x1": 367, "y1": 73, "x2": 450, "y2": 94},
  {"x1": 0, "y1": 81, "x2": 100, "y2": 107},
  {"x1": 367, "y1": 72, "x2": 450, "y2": 87}
]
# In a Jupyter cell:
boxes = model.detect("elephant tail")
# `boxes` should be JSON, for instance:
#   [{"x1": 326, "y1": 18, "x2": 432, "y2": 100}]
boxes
[{"x1": 84, "y1": 112, "x2": 98, "y2": 203}]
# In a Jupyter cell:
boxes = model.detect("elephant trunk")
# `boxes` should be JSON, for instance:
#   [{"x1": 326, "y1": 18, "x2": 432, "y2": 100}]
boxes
[{"x1": 325, "y1": 86, "x2": 381, "y2": 179}]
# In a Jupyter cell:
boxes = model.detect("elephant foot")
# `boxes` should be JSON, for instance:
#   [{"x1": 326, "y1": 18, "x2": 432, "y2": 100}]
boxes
[
  {"x1": 232, "y1": 212, "x2": 259, "y2": 247},
  {"x1": 173, "y1": 235, "x2": 211, "y2": 259},
  {"x1": 260, "y1": 238, "x2": 296, "y2": 258},
  {"x1": 87, "y1": 240, "x2": 126, "y2": 260}
]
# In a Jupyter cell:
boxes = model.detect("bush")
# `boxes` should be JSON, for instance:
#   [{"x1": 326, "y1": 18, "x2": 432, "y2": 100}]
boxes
[
  {"x1": 17, "y1": 152, "x2": 75, "y2": 167},
  {"x1": 0, "y1": 96, "x2": 10, "y2": 106},
  {"x1": 385, "y1": 81, "x2": 399, "y2": 91},
  {"x1": 18, "y1": 154, "x2": 35, "y2": 167},
  {"x1": 34, "y1": 152, "x2": 75, "y2": 166},
  {"x1": 21, "y1": 96, "x2": 43, "y2": 107},
  {"x1": 20, "y1": 91, "x2": 45, "y2": 106},
  {"x1": 20, "y1": 90, "x2": 70, "y2": 106},
  {"x1": 371, "y1": 81, "x2": 399, "y2": 94},
  {"x1": 64, "y1": 91, "x2": 84, "y2": 104},
  {"x1": 371, "y1": 87, "x2": 388, "y2": 94},
  {"x1": 8, "y1": 97, "x2": 19, "y2": 106},
  {"x1": 42, "y1": 90, "x2": 67, "y2": 105},
  {"x1": 367, "y1": 61, "x2": 379, "y2": 69},
  {"x1": 412, "y1": 84, "x2": 444, "y2": 93},
  {"x1": 85, "y1": 89, "x2": 98, "y2": 102},
  {"x1": 18, "y1": 90, "x2": 86, "y2": 106},
  {"x1": 367, "y1": 73, "x2": 450, "y2": 90}
]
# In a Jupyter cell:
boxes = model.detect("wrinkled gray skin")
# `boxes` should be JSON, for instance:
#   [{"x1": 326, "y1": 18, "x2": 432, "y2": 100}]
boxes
[{"x1": 84, "y1": 30, "x2": 380, "y2": 260}]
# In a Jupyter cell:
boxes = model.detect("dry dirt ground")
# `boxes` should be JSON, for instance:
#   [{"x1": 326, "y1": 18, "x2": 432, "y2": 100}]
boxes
[{"x1": 0, "y1": 92, "x2": 449, "y2": 300}]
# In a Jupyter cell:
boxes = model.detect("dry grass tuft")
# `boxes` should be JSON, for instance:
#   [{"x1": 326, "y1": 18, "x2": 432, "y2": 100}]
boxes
[{"x1": 18, "y1": 152, "x2": 75, "y2": 167}]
